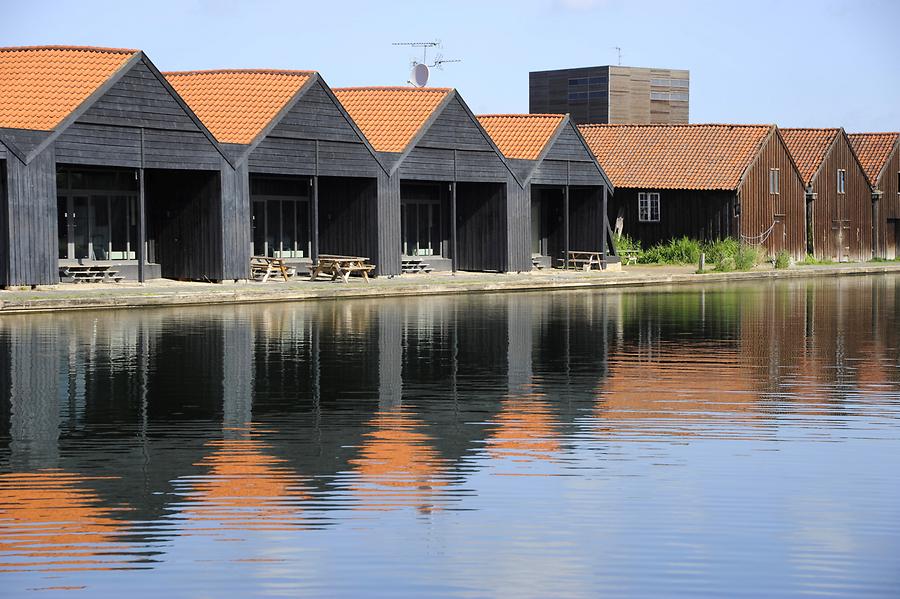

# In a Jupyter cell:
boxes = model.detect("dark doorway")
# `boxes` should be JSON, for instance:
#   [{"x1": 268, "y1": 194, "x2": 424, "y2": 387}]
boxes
[
  {"x1": 455, "y1": 182, "x2": 506, "y2": 272},
  {"x1": 400, "y1": 182, "x2": 449, "y2": 259},
  {"x1": 145, "y1": 168, "x2": 222, "y2": 281},
  {"x1": 318, "y1": 176, "x2": 378, "y2": 261},
  {"x1": 531, "y1": 187, "x2": 565, "y2": 266}
]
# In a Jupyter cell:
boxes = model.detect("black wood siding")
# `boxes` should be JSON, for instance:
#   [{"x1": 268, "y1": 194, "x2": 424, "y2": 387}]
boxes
[
  {"x1": 146, "y1": 169, "x2": 225, "y2": 280},
  {"x1": 611, "y1": 187, "x2": 736, "y2": 247},
  {"x1": 2, "y1": 149, "x2": 58, "y2": 286},
  {"x1": 569, "y1": 187, "x2": 605, "y2": 251},
  {"x1": 318, "y1": 176, "x2": 380, "y2": 264},
  {"x1": 0, "y1": 159, "x2": 7, "y2": 285},
  {"x1": 377, "y1": 172, "x2": 402, "y2": 276},
  {"x1": 456, "y1": 182, "x2": 507, "y2": 272},
  {"x1": 249, "y1": 79, "x2": 383, "y2": 178},
  {"x1": 0, "y1": 128, "x2": 51, "y2": 156},
  {"x1": 506, "y1": 173, "x2": 530, "y2": 272},
  {"x1": 221, "y1": 160, "x2": 251, "y2": 279}
]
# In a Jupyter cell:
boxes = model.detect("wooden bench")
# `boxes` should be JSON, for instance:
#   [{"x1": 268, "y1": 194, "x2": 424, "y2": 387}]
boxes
[
  {"x1": 251, "y1": 256, "x2": 293, "y2": 282},
  {"x1": 619, "y1": 249, "x2": 640, "y2": 265},
  {"x1": 558, "y1": 250, "x2": 605, "y2": 271},
  {"x1": 401, "y1": 257, "x2": 433, "y2": 274},
  {"x1": 59, "y1": 264, "x2": 123, "y2": 283},
  {"x1": 310, "y1": 254, "x2": 375, "y2": 283}
]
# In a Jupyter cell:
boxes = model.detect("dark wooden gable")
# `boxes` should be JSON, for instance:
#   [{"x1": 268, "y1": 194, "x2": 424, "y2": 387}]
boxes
[
  {"x1": 531, "y1": 121, "x2": 609, "y2": 188},
  {"x1": 54, "y1": 56, "x2": 223, "y2": 171},
  {"x1": 0, "y1": 129, "x2": 52, "y2": 159},
  {"x1": 248, "y1": 77, "x2": 383, "y2": 178},
  {"x1": 400, "y1": 94, "x2": 508, "y2": 182}
]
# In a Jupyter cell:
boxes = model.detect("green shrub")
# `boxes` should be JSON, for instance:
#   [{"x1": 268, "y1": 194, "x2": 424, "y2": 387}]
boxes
[
  {"x1": 704, "y1": 238, "x2": 740, "y2": 265},
  {"x1": 713, "y1": 256, "x2": 735, "y2": 272},
  {"x1": 640, "y1": 236, "x2": 702, "y2": 264},
  {"x1": 774, "y1": 251, "x2": 790, "y2": 269},
  {"x1": 734, "y1": 244, "x2": 763, "y2": 271},
  {"x1": 798, "y1": 254, "x2": 834, "y2": 266},
  {"x1": 613, "y1": 233, "x2": 642, "y2": 256}
]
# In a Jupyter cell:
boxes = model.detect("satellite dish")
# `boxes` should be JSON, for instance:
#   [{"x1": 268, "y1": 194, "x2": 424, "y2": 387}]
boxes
[{"x1": 411, "y1": 63, "x2": 429, "y2": 87}]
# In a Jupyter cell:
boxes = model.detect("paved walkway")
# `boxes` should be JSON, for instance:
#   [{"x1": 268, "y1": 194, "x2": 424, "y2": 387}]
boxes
[{"x1": 2, "y1": 262, "x2": 899, "y2": 314}]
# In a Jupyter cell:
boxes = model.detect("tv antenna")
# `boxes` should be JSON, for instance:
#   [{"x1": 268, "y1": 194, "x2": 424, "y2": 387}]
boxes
[
  {"x1": 392, "y1": 40, "x2": 461, "y2": 87},
  {"x1": 613, "y1": 46, "x2": 623, "y2": 66}
]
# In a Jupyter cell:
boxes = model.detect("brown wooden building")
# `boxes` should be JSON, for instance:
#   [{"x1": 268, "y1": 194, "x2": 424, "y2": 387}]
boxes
[
  {"x1": 578, "y1": 124, "x2": 807, "y2": 258},
  {"x1": 848, "y1": 132, "x2": 900, "y2": 259},
  {"x1": 781, "y1": 128, "x2": 873, "y2": 262}
]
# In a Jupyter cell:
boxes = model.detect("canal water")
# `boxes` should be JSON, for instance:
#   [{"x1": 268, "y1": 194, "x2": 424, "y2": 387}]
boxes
[{"x1": 1, "y1": 276, "x2": 898, "y2": 597}]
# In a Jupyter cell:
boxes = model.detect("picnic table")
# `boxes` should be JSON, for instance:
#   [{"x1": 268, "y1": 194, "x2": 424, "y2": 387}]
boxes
[
  {"x1": 558, "y1": 250, "x2": 605, "y2": 271},
  {"x1": 59, "y1": 264, "x2": 123, "y2": 283},
  {"x1": 251, "y1": 255, "x2": 292, "y2": 282},
  {"x1": 310, "y1": 254, "x2": 375, "y2": 283}
]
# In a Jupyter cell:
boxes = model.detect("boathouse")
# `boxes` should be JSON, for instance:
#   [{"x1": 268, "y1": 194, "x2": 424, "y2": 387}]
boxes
[
  {"x1": 848, "y1": 132, "x2": 900, "y2": 259},
  {"x1": 0, "y1": 45, "x2": 239, "y2": 287},
  {"x1": 781, "y1": 128, "x2": 873, "y2": 261},
  {"x1": 578, "y1": 124, "x2": 807, "y2": 259},
  {"x1": 334, "y1": 87, "x2": 527, "y2": 274},
  {"x1": 165, "y1": 70, "x2": 389, "y2": 273},
  {"x1": 478, "y1": 114, "x2": 615, "y2": 269}
]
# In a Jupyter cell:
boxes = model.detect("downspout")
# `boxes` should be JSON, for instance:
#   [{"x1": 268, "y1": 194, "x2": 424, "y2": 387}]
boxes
[
  {"x1": 872, "y1": 188, "x2": 883, "y2": 259},
  {"x1": 805, "y1": 186, "x2": 817, "y2": 257}
]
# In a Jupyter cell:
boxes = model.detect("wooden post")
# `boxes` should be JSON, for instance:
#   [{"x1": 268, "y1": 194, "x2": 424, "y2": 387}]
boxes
[
  {"x1": 450, "y1": 181, "x2": 457, "y2": 273},
  {"x1": 311, "y1": 175, "x2": 319, "y2": 263},
  {"x1": 601, "y1": 185, "x2": 608, "y2": 260},
  {"x1": 564, "y1": 185, "x2": 570, "y2": 270},
  {"x1": 137, "y1": 167, "x2": 146, "y2": 283}
]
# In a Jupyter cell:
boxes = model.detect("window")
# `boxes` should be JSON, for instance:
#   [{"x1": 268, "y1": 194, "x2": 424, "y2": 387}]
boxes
[
  {"x1": 670, "y1": 79, "x2": 690, "y2": 88},
  {"x1": 769, "y1": 168, "x2": 780, "y2": 194},
  {"x1": 837, "y1": 169, "x2": 846, "y2": 194},
  {"x1": 568, "y1": 91, "x2": 589, "y2": 101},
  {"x1": 650, "y1": 91, "x2": 669, "y2": 101},
  {"x1": 638, "y1": 192, "x2": 660, "y2": 222},
  {"x1": 568, "y1": 77, "x2": 590, "y2": 86},
  {"x1": 670, "y1": 92, "x2": 689, "y2": 102}
]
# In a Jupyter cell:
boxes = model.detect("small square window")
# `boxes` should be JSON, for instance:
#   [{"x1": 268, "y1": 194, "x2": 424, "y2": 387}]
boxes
[
  {"x1": 837, "y1": 169, "x2": 846, "y2": 194},
  {"x1": 638, "y1": 192, "x2": 660, "y2": 222},
  {"x1": 769, "y1": 168, "x2": 780, "y2": 195}
]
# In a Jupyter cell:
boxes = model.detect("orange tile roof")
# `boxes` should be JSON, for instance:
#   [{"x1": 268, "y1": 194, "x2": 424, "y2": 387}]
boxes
[
  {"x1": 780, "y1": 128, "x2": 841, "y2": 186},
  {"x1": 578, "y1": 123, "x2": 771, "y2": 190},
  {"x1": 165, "y1": 69, "x2": 315, "y2": 144},
  {"x1": 333, "y1": 87, "x2": 451, "y2": 153},
  {"x1": 477, "y1": 114, "x2": 565, "y2": 160},
  {"x1": 848, "y1": 132, "x2": 899, "y2": 184},
  {"x1": 0, "y1": 45, "x2": 137, "y2": 131}
]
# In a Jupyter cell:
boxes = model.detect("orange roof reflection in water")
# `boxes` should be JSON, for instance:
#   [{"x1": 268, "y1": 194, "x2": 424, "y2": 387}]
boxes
[
  {"x1": 0, "y1": 470, "x2": 130, "y2": 573},
  {"x1": 596, "y1": 347, "x2": 761, "y2": 436},
  {"x1": 180, "y1": 433, "x2": 310, "y2": 532},
  {"x1": 349, "y1": 410, "x2": 449, "y2": 512},
  {"x1": 486, "y1": 393, "x2": 562, "y2": 463}
]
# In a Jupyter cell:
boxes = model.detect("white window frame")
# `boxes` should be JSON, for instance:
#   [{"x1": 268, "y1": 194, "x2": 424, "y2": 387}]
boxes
[
  {"x1": 837, "y1": 169, "x2": 846, "y2": 194},
  {"x1": 638, "y1": 192, "x2": 661, "y2": 223},
  {"x1": 769, "y1": 168, "x2": 780, "y2": 195}
]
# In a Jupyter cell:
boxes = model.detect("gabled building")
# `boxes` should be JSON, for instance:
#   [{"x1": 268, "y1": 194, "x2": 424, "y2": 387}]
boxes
[
  {"x1": 0, "y1": 45, "x2": 236, "y2": 287},
  {"x1": 578, "y1": 124, "x2": 807, "y2": 259},
  {"x1": 848, "y1": 132, "x2": 900, "y2": 259},
  {"x1": 478, "y1": 114, "x2": 615, "y2": 268},
  {"x1": 781, "y1": 128, "x2": 873, "y2": 261},
  {"x1": 165, "y1": 69, "x2": 388, "y2": 273},
  {"x1": 334, "y1": 87, "x2": 527, "y2": 274}
]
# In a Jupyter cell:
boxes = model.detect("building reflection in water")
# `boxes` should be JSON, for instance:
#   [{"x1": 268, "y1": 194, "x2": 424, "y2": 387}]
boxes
[{"x1": 0, "y1": 275, "x2": 897, "y2": 588}]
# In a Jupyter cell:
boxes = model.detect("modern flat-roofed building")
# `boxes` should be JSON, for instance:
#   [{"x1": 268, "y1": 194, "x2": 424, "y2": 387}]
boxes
[{"x1": 529, "y1": 65, "x2": 689, "y2": 125}]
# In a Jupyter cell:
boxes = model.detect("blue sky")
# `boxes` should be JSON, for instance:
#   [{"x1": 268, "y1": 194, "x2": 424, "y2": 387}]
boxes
[{"x1": 2, "y1": 0, "x2": 898, "y2": 131}]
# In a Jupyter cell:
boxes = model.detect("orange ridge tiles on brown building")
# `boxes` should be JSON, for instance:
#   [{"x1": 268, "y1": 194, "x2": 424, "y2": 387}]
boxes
[
  {"x1": 779, "y1": 128, "x2": 842, "y2": 186},
  {"x1": 333, "y1": 87, "x2": 452, "y2": 153},
  {"x1": 578, "y1": 123, "x2": 772, "y2": 191},
  {"x1": 477, "y1": 114, "x2": 566, "y2": 161},
  {"x1": 848, "y1": 132, "x2": 900, "y2": 185},
  {"x1": 0, "y1": 45, "x2": 138, "y2": 131},
  {"x1": 164, "y1": 69, "x2": 316, "y2": 145}
]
